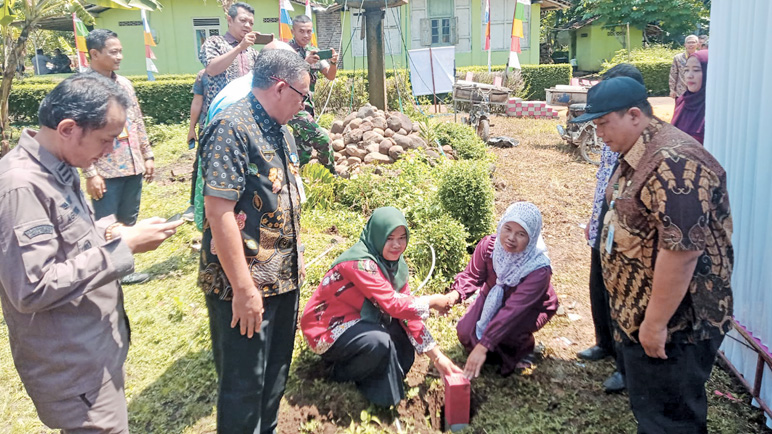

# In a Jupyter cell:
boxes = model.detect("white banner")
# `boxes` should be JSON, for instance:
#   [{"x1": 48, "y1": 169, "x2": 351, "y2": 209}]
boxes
[{"x1": 408, "y1": 46, "x2": 455, "y2": 96}]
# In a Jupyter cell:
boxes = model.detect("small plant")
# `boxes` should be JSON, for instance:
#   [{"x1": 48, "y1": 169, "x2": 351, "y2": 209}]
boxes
[
  {"x1": 433, "y1": 121, "x2": 488, "y2": 161},
  {"x1": 437, "y1": 160, "x2": 495, "y2": 244},
  {"x1": 316, "y1": 112, "x2": 334, "y2": 130},
  {"x1": 301, "y1": 163, "x2": 338, "y2": 211}
]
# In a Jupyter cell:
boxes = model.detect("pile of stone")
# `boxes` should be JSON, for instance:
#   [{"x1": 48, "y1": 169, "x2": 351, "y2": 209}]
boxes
[{"x1": 307, "y1": 104, "x2": 456, "y2": 177}]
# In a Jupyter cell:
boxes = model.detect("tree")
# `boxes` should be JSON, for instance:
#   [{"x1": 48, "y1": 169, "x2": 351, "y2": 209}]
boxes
[
  {"x1": 0, "y1": 0, "x2": 161, "y2": 157},
  {"x1": 583, "y1": 0, "x2": 708, "y2": 43}
]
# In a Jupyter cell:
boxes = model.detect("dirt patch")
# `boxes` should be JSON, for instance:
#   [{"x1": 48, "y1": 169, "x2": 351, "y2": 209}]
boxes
[{"x1": 155, "y1": 152, "x2": 195, "y2": 187}]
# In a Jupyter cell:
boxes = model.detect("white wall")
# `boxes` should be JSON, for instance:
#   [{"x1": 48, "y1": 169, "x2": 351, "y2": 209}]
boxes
[{"x1": 707, "y1": 0, "x2": 772, "y2": 428}]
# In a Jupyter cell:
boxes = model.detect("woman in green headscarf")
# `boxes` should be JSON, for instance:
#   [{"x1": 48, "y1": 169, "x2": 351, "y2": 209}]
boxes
[{"x1": 301, "y1": 206, "x2": 462, "y2": 406}]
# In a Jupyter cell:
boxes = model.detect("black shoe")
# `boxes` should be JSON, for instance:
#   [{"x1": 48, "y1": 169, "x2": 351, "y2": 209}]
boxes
[
  {"x1": 577, "y1": 345, "x2": 610, "y2": 361},
  {"x1": 121, "y1": 272, "x2": 150, "y2": 285},
  {"x1": 603, "y1": 371, "x2": 625, "y2": 393}
]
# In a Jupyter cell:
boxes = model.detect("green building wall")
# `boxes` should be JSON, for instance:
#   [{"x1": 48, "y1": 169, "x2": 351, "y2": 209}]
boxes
[
  {"x1": 94, "y1": 0, "x2": 542, "y2": 76},
  {"x1": 572, "y1": 22, "x2": 643, "y2": 72},
  {"x1": 338, "y1": 2, "x2": 540, "y2": 70},
  {"x1": 94, "y1": 0, "x2": 299, "y2": 77}
]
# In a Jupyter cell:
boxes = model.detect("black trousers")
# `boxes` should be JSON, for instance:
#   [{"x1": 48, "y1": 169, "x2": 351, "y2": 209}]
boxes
[
  {"x1": 322, "y1": 319, "x2": 415, "y2": 407},
  {"x1": 589, "y1": 247, "x2": 615, "y2": 354},
  {"x1": 620, "y1": 334, "x2": 723, "y2": 434},
  {"x1": 205, "y1": 290, "x2": 299, "y2": 434}
]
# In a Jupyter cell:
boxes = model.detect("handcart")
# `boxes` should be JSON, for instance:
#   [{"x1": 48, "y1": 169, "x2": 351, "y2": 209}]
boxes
[{"x1": 453, "y1": 80, "x2": 511, "y2": 142}]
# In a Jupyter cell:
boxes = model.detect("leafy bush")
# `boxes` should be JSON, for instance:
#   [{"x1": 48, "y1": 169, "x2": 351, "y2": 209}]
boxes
[
  {"x1": 133, "y1": 79, "x2": 195, "y2": 124},
  {"x1": 601, "y1": 44, "x2": 681, "y2": 67},
  {"x1": 406, "y1": 212, "x2": 469, "y2": 293},
  {"x1": 437, "y1": 160, "x2": 495, "y2": 244},
  {"x1": 9, "y1": 76, "x2": 196, "y2": 125},
  {"x1": 8, "y1": 83, "x2": 53, "y2": 123},
  {"x1": 308, "y1": 152, "x2": 474, "y2": 287},
  {"x1": 629, "y1": 61, "x2": 671, "y2": 96},
  {"x1": 313, "y1": 70, "x2": 413, "y2": 115},
  {"x1": 598, "y1": 45, "x2": 676, "y2": 96},
  {"x1": 315, "y1": 113, "x2": 334, "y2": 130},
  {"x1": 337, "y1": 152, "x2": 435, "y2": 215},
  {"x1": 456, "y1": 64, "x2": 572, "y2": 100},
  {"x1": 433, "y1": 121, "x2": 488, "y2": 161},
  {"x1": 301, "y1": 163, "x2": 339, "y2": 211}
]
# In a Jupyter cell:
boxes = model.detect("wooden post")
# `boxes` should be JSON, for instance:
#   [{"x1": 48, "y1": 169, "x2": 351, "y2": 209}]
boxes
[{"x1": 365, "y1": 8, "x2": 387, "y2": 110}]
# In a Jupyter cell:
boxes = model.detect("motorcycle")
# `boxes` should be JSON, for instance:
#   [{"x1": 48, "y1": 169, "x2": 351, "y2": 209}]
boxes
[{"x1": 556, "y1": 103, "x2": 603, "y2": 165}]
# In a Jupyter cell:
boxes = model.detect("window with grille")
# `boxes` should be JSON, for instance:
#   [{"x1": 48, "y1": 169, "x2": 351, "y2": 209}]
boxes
[{"x1": 193, "y1": 18, "x2": 221, "y2": 57}]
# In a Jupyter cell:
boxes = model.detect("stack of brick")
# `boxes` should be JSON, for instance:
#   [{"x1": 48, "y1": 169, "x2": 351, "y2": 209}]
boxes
[{"x1": 505, "y1": 98, "x2": 560, "y2": 119}]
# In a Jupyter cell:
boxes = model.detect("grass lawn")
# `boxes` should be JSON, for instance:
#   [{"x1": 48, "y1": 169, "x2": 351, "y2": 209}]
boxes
[{"x1": 1, "y1": 114, "x2": 769, "y2": 433}]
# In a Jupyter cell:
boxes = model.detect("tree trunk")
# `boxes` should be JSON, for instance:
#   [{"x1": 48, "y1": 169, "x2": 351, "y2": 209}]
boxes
[{"x1": 0, "y1": 22, "x2": 32, "y2": 157}]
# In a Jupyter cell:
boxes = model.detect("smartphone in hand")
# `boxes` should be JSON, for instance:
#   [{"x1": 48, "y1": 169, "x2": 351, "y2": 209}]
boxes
[
  {"x1": 317, "y1": 49, "x2": 333, "y2": 60},
  {"x1": 252, "y1": 32, "x2": 274, "y2": 45},
  {"x1": 188, "y1": 139, "x2": 196, "y2": 150}
]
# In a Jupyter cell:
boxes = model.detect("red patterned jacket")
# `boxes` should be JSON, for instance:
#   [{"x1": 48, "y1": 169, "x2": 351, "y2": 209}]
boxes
[{"x1": 301, "y1": 259, "x2": 436, "y2": 355}]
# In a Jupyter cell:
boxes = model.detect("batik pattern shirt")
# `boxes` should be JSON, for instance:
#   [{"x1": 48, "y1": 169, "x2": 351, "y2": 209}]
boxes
[
  {"x1": 600, "y1": 118, "x2": 733, "y2": 345},
  {"x1": 588, "y1": 144, "x2": 618, "y2": 248},
  {"x1": 199, "y1": 33, "x2": 258, "y2": 122},
  {"x1": 83, "y1": 73, "x2": 152, "y2": 179},
  {"x1": 669, "y1": 52, "x2": 690, "y2": 98},
  {"x1": 197, "y1": 93, "x2": 302, "y2": 300},
  {"x1": 300, "y1": 260, "x2": 436, "y2": 355}
]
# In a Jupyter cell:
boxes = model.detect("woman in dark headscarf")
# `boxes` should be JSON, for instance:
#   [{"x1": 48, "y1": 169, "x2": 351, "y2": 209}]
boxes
[
  {"x1": 300, "y1": 206, "x2": 462, "y2": 406},
  {"x1": 672, "y1": 50, "x2": 708, "y2": 144}
]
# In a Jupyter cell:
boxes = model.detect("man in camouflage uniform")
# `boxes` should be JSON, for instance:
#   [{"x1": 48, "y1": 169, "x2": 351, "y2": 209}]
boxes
[{"x1": 288, "y1": 14, "x2": 337, "y2": 174}]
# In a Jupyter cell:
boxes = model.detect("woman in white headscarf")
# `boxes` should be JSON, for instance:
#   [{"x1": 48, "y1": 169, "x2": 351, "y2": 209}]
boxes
[{"x1": 446, "y1": 202, "x2": 559, "y2": 379}]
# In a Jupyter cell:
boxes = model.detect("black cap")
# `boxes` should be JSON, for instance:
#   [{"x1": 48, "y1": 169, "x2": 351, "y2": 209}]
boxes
[{"x1": 569, "y1": 77, "x2": 648, "y2": 123}]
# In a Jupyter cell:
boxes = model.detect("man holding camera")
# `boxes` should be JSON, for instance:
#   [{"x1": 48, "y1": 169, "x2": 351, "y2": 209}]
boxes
[
  {"x1": 288, "y1": 14, "x2": 337, "y2": 174},
  {"x1": 199, "y1": 2, "x2": 262, "y2": 119}
]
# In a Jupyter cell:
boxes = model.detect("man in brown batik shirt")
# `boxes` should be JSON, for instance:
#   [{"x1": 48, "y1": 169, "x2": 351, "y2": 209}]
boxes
[{"x1": 570, "y1": 77, "x2": 733, "y2": 433}]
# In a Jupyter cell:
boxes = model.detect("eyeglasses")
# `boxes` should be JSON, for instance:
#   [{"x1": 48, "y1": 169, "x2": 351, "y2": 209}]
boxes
[{"x1": 270, "y1": 76, "x2": 309, "y2": 104}]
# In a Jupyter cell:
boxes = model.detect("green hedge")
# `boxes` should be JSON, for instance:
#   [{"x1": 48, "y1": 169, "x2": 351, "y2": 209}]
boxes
[
  {"x1": 9, "y1": 65, "x2": 572, "y2": 124},
  {"x1": 629, "y1": 61, "x2": 671, "y2": 96},
  {"x1": 9, "y1": 77, "x2": 197, "y2": 125},
  {"x1": 133, "y1": 79, "x2": 195, "y2": 124},
  {"x1": 456, "y1": 64, "x2": 572, "y2": 100}
]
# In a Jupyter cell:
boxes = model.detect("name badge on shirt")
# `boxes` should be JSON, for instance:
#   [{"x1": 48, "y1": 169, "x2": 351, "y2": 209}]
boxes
[
  {"x1": 605, "y1": 224, "x2": 615, "y2": 255},
  {"x1": 117, "y1": 125, "x2": 129, "y2": 140}
]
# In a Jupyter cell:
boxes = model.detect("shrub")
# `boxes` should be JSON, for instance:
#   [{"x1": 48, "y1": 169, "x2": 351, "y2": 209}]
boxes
[
  {"x1": 301, "y1": 163, "x2": 339, "y2": 211},
  {"x1": 437, "y1": 160, "x2": 495, "y2": 244},
  {"x1": 313, "y1": 70, "x2": 413, "y2": 115},
  {"x1": 406, "y1": 211, "x2": 469, "y2": 293},
  {"x1": 629, "y1": 61, "x2": 671, "y2": 96},
  {"x1": 337, "y1": 151, "x2": 436, "y2": 215},
  {"x1": 133, "y1": 79, "x2": 195, "y2": 124},
  {"x1": 599, "y1": 46, "x2": 675, "y2": 96},
  {"x1": 8, "y1": 83, "x2": 53, "y2": 123},
  {"x1": 456, "y1": 64, "x2": 572, "y2": 100},
  {"x1": 9, "y1": 76, "x2": 196, "y2": 125},
  {"x1": 315, "y1": 113, "x2": 334, "y2": 130},
  {"x1": 601, "y1": 44, "x2": 681, "y2": 67},
  {"x1": 433, "y1": 121, "x2": 487, "y2": 161}
]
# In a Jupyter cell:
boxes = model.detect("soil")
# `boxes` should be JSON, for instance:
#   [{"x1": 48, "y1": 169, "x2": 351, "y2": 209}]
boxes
[{"x1": 273, "y1": 114, "x2": 607, "y2": 433}]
